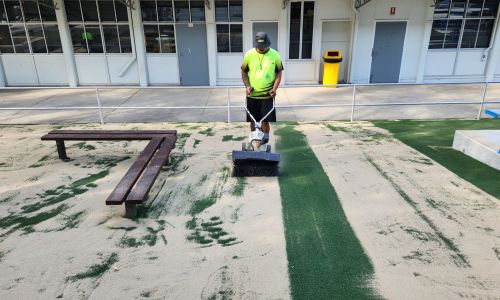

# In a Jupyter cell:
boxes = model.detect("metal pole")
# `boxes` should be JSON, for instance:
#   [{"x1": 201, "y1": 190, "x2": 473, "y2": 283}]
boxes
[
  {"x1": 95, "y1": 88, "x2": 105, "y2": 124},
  {"x1": 350, "y1": 84, "x2": 356, "y2": 122},
  {"x1": 227, "y1": 87, "x2": 231, "y2": 123},
  {"x1": 477, "y1": 82, "x2": 488, "y2": 120}
]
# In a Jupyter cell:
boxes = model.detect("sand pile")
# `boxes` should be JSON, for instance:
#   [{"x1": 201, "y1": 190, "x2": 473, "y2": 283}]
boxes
[{"x1": 0, "y1": 123, "x2": 290, "y2": 299}]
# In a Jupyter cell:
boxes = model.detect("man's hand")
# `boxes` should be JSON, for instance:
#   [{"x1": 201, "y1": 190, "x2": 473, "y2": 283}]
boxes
[
  {"x1": 269, "y1": 89, "x2": 277, "y2": 97},
  {"x1": 246, "y1": 86, "x2": 253, "y2": 95}
]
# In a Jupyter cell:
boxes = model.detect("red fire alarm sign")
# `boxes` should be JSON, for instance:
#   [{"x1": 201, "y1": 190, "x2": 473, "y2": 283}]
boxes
[{"x1": 390, "y1": 7, "x2": 396, "y2": 15}]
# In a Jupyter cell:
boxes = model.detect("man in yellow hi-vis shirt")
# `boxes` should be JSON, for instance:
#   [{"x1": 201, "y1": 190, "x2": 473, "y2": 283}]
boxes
[{"x1": 241, "y1": 32, "x2": 283, "y2": 144}]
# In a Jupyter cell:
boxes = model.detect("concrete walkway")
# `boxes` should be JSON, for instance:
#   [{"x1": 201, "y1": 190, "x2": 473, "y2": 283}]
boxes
[{"x1": 0, "y1": 83, "x2": 499, "y2": 124}]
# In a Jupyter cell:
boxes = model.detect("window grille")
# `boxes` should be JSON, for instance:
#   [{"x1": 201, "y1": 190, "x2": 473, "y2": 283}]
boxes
[
  {"x1": 215, "y1": 0, "x2": 242, "y2": 53},
  {"x1": 65, "y1": 0, "x2": 132, "y2": 54},
  {"x1": 0, "y1": 0, "x2": 62, "y2": 54},
  {"x1": 288, "y1": 0, "x2": 314, "y2": 59},
  {"x1": 429, "y1": 0, "x2": 499, "y2": 49}
]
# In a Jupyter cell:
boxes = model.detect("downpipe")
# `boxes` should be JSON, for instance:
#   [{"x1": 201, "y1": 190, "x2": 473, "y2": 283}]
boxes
[
  {"x1": 348, "y1": 1, "x2": 359, "y2": 83},
  {"x1": 119, "y1": 2, "x2": 138, "y2": 77}
]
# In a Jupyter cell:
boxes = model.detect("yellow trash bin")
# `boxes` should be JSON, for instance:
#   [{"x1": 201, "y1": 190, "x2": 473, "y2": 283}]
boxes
[{"x1": 323, "y1": 50, "x2": 342, "y2": 88}]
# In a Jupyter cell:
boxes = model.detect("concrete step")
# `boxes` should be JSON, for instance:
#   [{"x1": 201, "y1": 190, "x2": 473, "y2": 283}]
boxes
[{"x1": 453, "y1": 130, "x2": 500, "y2": 171}]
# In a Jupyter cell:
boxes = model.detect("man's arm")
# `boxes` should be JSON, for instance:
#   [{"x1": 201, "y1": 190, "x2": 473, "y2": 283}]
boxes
[
  {"x1": 270, "y1": 71, "x2": 282, "y2": 97},
  {"x1": 242, "y1": 69, "x2": 252, "y2": 95}
]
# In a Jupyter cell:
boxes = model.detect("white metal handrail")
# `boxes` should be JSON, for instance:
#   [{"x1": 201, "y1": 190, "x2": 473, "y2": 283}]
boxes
[{"x1": 0, "y1": 81, "x2": 499, "y2": 124}]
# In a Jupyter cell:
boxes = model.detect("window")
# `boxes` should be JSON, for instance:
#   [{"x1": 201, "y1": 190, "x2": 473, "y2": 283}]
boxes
[
  {"x1": 0, "y1": 0, "x2": 62, "y2": 54},
  {"x1": 140, "y1": 0, "x2": 176, "y2": 53},
  {"x1": 215, "y1": 0, "x2": 242, "y2": 53},
  {"x1": 289, "y1": 1, "x2": 314, "y2": 59},
  {"x1": 65, "y1": 0, "x2": 132, "y2": 54},
  {"x1": 429, "y1": 0, "x2": 499, "y2": 49},
  {"x1": 173, "y1": 0, "x2": 205, "y2": 22}
]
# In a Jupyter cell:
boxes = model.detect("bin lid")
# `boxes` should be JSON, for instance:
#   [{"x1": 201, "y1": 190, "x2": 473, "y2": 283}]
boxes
[
  {"x1": 323, "y1": 50, "x2": 342, "y2": 59},
  {"x1": 323, "y1": 50, "x2": 342, "y2": 63}
]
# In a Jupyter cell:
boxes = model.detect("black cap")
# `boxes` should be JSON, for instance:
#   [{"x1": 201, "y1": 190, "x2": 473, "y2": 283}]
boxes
[{"x1": 254, "y1": 32, "x2": 271, "y2": 48}]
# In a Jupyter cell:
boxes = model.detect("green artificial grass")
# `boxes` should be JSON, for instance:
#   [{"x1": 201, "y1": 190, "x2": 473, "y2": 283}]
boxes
[
  {"x1": 373, "y1": 119, "x2": 500, "y2": 200},
  {"x1": 275, "y1": 124, "x2": 380, "y2": 300},
  {"x1": 66, "y1": 253, "x2": 119, "y2": 282}
]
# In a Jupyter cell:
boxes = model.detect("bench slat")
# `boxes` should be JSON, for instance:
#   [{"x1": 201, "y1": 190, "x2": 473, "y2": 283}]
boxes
[
  {"x1": 105, "y1": 137, "x2": 164, "y2": 205},
  {"x1": 125, "y1": 136, "x2": 177, "y2": 204},
  {"x1": 47, "y1": 130, "x2": 177, "y2": 135},
  {"x1": 42, "y1": 133, "x2": 171, "y2": 141}
]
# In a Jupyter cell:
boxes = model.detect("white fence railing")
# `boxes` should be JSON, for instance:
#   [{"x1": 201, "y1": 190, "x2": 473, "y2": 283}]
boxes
[{"x1": 0, "y1": 82, "x2": 499, "y2": 123}]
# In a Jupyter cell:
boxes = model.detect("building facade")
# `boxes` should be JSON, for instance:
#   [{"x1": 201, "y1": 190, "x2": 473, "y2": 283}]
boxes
[{"x1": 0, "y1": 0, "x2": 499, "y2": 87}]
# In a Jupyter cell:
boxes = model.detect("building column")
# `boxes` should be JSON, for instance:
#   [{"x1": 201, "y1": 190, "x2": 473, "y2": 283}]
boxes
[
  {"x1": 349, "y1": 4, "x2": 360, "y2": 84},
  {"x1": 206, "y1": 0, "x2": 217, "y2": 86},
  {"x1": 485, "y1": 11, "x2": 500, "y2": 82},
  {"x1": 278, "y1": 2, "x2": 287, "y2": 85},
  {"x1": 416, "y1": 0, "x2": 434, "y2": 83},
  {"x1": 130, "y1": 1, "x2": 149, "y2": 86},
  {"x1": 56, "y1": 0, "x2": 78, "y2": 87},
  {"x1": 0, "y1": 57, "x2": 6, "y2": 86}
]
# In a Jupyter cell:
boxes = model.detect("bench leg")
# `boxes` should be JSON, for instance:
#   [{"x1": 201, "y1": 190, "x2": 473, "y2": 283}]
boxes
[
  {"x1": 56, "y1": 140, "x2": 68, "y2": 160},
  {"x1": 125, "y1": 203, "x2": 137, "y2": 219}
]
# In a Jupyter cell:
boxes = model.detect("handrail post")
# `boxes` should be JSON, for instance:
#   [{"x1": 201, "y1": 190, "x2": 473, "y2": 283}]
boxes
[
  {"x1": 95, "y1": 88, "x2": 104, "y2": 124},
  {"x1": 477, "y1": 81, "x2": 488, "y2": 120},
  {"x1": 227, "y1": 87, "x2": 231, "y2": 123},
  {"x1": 350, "y1": 84, "x2": 356, "y2": 122}
]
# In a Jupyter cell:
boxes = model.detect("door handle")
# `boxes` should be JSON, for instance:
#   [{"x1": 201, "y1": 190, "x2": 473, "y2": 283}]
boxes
[{"x1": 188, "y1": 48, "x2": 191, "y2": 54}]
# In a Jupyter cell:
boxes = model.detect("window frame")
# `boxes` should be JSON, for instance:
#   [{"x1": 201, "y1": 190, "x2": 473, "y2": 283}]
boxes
[
  {"x1": 140, "y1": 0, "x2": 177, "y2": 54},
  {"x1": 288, "y1": 0, "x2": 315, "y2": 60},
  {"x1": 65, "y1": 0, "x2": 132, "y2": 55},
  {"x1": 429, "y1": 0, "x2": 499, "y2": 50},
  {"x1": 215, "y1": 0, "x2": 242, "y2": 54},
  {"x1": 0, "y1": 0, "x2": 61, "y2": 54}
]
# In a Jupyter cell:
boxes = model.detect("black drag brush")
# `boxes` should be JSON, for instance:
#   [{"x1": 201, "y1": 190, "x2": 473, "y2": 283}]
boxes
[{"x1": 232, "y1": 150, "x2": 280, "y2": 177}]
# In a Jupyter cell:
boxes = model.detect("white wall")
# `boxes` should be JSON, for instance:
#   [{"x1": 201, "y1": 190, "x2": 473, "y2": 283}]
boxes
[
  {"x1": 34, "y1": 55, "x2": 69, "y2": 85},
  {"x1": 424, "y1": 49, "x2": 488, "y2": 82},
  {"x1": 146, "y1": 55, "x2": 180, "y2": 85},
  {"x1": 75, "y1": 55, "x2": 140, "y2": 85},
  {"x1": 75, "y1": 56, "x2": 109, "y2": 85},
  {"x1": 2, "y1": 55, "x2": 38, "y2": 85},
  {"x1": 425, "y1": 51, "x2": 457, "y2": 76},
  {"x1": 496, "y1": 59, "x2": 500, "y2": 81},
  {"x1": 2, "y1": 55, "x2": 68, "y2": 85},
  {"x1": 352, "y1": 0, "x2": 427, "y2": 83},
  {"x1": 107, "y1": 56, "x2": 140, "y2": 84},
  {"x1": 217, "y1": 54, "x2": 244, "y2": 85}
]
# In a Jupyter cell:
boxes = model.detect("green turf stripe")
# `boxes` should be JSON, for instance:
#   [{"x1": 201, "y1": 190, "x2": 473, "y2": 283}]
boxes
[
  {"x1": 373, "y1": 119, "x2": 500, "y2": 200},
  {"x1": 275, "y1": 124, "x2": 380, "y2": 300}
]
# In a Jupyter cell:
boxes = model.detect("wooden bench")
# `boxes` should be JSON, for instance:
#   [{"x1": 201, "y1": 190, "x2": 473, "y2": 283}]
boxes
[{"x1": 41, "y1": 130, "x2": 177, "y2": 218}]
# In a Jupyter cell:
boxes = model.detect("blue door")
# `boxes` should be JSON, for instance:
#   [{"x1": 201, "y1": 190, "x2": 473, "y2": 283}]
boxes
[
  {"x1": 176, "y1": 23, "x2": 209, "y2": 86},
  {"x1": 370, "y1": 22, "x2": 406, "y2": 83}
]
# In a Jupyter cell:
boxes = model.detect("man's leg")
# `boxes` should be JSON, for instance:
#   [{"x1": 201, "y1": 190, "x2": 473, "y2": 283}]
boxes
[
  {"x1": 261, "y1": 121, "x2": 270, "y2": 134},
  {"x1": 261, "y1": 122, "x2": 270, "y2": 144}
]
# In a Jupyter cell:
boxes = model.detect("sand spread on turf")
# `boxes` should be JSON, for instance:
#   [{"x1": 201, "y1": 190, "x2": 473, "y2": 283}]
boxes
[
  {"x1": 299, "y1": 122, "x2": 500, "y2": 300},
  {"x1": 0, "y1": 123, "x2": 290, "y2": 299}
]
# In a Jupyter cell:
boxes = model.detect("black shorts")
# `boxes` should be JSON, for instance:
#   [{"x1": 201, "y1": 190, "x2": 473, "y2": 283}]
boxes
[{"x1": 246, "y1": 97, "x2": 276, "y2": 122}]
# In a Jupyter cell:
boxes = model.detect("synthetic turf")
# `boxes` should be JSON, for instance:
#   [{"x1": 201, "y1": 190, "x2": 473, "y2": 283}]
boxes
[{"x1": 275, "y1": 124, "x2": 380, "y2": 299}]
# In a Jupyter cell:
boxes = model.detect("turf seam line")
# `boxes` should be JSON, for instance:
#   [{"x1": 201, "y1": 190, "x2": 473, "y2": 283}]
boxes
[{"x1": 365, "y1": 154, "x2": 470, "y2": 268}]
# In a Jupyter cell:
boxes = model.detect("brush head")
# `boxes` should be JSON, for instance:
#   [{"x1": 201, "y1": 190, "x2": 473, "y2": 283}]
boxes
[
  {"x1": 232, "y1": 150, "x2": 280, "y2": 177},
  {"x1": 232, "y1": 161, "x2": 279, "y2": 177}
]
